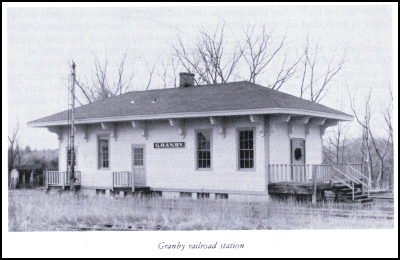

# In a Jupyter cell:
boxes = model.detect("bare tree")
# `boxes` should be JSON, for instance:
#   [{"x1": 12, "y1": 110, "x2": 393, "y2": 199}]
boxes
[
  {"x1": 242, "y1": 25, "x2": 302, "y2": 89},
  {"x1": 242, "y1": 25, "x2": 285, "y2": 83},
  {"x1": 172, "y1": 21, "x2": 244, "y2": 85},
  {"x1": 157, "y1": 58, "x2": 169, "y2": 89},
  {"x1": 157, "y1": 56, "x2": 179, "y2": 88},
  {"x1": 8, "y1": 121, "x2": 21, "y2": 187},
  {"x1": 72, "y1": 51, "x2": 136, "y2": 104},
  {"x1": 349, "y1": 86, "x2": 393, "y2": 190},
  {"x1": 323, "y1": 95, "x2": 350, "y2": 164},
  {"x1": 300, "y1": 37, "x2": 347, "y2": 103},
  {"x1": 383, "y1": 84, "x2": 394, "y2": 192},
  {"x1": 324, "y1": 122, "x2": 349, "y2": 164},
  {"x1": 145, "y1": 59, "x2": 159, "y2": 90},
  {"x1": 349, "y1": 86, "x2": 373, "y2": 188}
]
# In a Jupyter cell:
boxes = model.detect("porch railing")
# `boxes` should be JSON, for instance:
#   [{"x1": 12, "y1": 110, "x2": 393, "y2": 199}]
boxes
[
  {"x1": 268, "y1": 163, "x2": 370, "y2": 201},
  {"x1": 269, "y1": 164, "x2": 308, "y2": 182},
  {"x1": 268, "y1": 164, "x2": 364, "y2": 184},
  {"x1": 112, "y1": 171, "x2": 134, "y2": 191},
  {"x1": 45, "y1": 171, "x2": 81, "y2": 189}
]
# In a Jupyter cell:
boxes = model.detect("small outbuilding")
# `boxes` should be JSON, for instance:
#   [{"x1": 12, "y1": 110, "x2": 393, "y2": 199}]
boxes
[{"x1": 10, "y1": 165, "x2": 44, "y2": 189}]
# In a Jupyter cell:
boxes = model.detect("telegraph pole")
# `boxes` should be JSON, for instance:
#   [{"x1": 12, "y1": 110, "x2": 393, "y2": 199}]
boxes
[{"x1": 70, "y1": 61, "x2": 76, "y2": 191}]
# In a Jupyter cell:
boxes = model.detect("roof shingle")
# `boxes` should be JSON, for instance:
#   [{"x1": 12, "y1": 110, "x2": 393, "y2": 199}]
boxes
[{"x1": 28, "y1": 81, "x2": 351, "y2": 126}]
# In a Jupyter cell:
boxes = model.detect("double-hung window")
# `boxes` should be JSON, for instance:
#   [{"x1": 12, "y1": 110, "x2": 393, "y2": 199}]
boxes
[
  {"x1": 238, "y1": 129, "x2": 254, "y2": 169},
  {"x1": 98, "y1": 135, "x2": 109, "y2": 169},
  {"x1": 196, "y1": 130, "x2": 212, "y2": 169}
]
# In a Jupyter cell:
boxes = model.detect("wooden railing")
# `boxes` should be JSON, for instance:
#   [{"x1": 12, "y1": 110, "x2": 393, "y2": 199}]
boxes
[
  {"x1": 46, "y1": 171, "x2": 62, "y2": 186},
  {"x1": 268, "y1": 164, "x2": 364, "y2": 184},
  {"x1": 45, "y1": 171, "x2": 81, "y2": 189},
  {"x1": 313, "y1": 164, "x2": 334, "y2": 182},
  {"x1": 268, "y1": 163, "x2": 369, "y2": 201},
  {"x1": 332, "y1": 163, "x2": 370, "y2": 199},
  {"x1": 269, "y1": 164, "x2": 313, "y2": 182},
  {"x1": 112, "y1": 171, "x2": 134, "y2": 191}
]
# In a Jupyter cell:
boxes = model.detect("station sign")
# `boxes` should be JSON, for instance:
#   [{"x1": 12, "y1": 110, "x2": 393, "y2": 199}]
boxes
[{"x1": 154, "y1": 142, "x2": 185, "y2": 148}]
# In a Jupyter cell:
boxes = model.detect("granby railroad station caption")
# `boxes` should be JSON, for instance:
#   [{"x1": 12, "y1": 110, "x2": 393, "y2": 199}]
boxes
[{"x1": 158, "y1": 242, "x2": 244, "y2": 251}]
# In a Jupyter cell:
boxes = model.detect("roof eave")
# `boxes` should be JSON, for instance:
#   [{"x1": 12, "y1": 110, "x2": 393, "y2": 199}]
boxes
[{"x1": 27, "y1": 108, "x2": 353, "y2": 127}]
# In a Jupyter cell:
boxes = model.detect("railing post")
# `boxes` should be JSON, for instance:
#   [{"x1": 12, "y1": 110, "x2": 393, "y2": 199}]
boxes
[
  {"x1": 312, "y1": 167, "x2": 317, "y2": 204},
  {"x1": 45, "y1": 172, "x2": 48, "y2": 190},
  {"x1": 352, "y1": 181, "x2": 355, "y2": 201},
  {"x1": 131, "y1": 172, "x2": 135, "y2": 193},
  {"x1": 111, "y1": 172, "x2": 114, "y2": 191},
  {"x1": 62, "y1": 171, "x2": 65, "y2": 190}
]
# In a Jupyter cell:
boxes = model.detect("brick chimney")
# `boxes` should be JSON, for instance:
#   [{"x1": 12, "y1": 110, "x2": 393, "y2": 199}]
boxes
[{"x1": 179, "y1": 72, "x2": 195, "y2": 87}]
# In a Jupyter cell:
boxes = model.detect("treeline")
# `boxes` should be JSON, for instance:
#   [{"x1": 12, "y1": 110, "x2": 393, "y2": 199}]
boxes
[{"x1": 13, "y1": 146, "x2": 58, "y2": 172}]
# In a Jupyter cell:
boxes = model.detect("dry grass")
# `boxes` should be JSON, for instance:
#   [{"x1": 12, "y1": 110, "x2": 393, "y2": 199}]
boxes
[{"x1": 8, "y1": 190, "x2": 394, "y2": 231}]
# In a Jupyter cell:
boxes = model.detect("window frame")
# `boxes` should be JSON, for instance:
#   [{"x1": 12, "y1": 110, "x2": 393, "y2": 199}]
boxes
[
  {"x1": 195, "y1": 129, "x2": 213, "y2": 171},
  {"x1": 197, "y1": 192, "x2": 210, "y2": 199},
  {"x1": 236, "y1": 127, "x2": 256, "y2": 171},
  {"x1": 132, "y1": 145, "x2": 145, "y2": 167},
  {"x1": 66, "y1": 147, "x2": 77, "y2": 168},
  {"x1": 97, "y1": 134, "x2": 110, "y2": 170},
  {"x1": 215, "y1": 193, "x2": 228, "y2": 200},
  {"x1": 179, "y1": 192, "x2": 192, "y2": 198}
]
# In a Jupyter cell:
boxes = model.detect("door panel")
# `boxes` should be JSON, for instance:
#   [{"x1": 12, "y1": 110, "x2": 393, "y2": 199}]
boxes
[
  {"x1": 132, "y1": 144, "x2": 146, "y2": 186},
  {"x1": 291, "y1": 139, "x2": 305, "y2": 181}
]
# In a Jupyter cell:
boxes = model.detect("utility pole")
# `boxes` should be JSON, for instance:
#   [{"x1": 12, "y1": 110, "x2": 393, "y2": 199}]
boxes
[{"x1": 70, "y1": 61, "x2": 76, "y2": 191}]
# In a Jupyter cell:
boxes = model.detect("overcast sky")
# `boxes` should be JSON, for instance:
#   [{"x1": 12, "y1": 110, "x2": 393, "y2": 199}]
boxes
[{"x1": 5, "y1": 4, "x2": 396, "y2": 150}]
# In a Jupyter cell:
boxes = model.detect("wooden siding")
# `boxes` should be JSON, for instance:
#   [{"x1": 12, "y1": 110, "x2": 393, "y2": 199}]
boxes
[{"x1": 56, "y1": 115, "x2": 323, "y2": 192}]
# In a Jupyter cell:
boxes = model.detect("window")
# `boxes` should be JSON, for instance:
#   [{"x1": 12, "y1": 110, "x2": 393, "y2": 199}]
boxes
[
  {"x1": 96, "y1": 189, "x2": 106, "y2": 195},
  {"x1": 196, "y1": 130, "x2": 212, "y2": 169},
  {"x1": 180, "y1": 192, "x2": 192, "y2": 198},
  {"x1": 197, "y1": 193, "x2": 210, "y2": 199},
  {"x1": 133, "y1": 147, "x2": 144, "y2": 166},
  {"x1": 98, "y1": 136, "x2": 109, "y2": 168},
  {"x1": 67, "y1": 148, "x2": 76, "y2": 167},
  {"x1": 215, "y1": 193, "x2": 228, "y2": 200},
  {"x1": 238, "y1": 129, "x2": 254, "y2": 169}
]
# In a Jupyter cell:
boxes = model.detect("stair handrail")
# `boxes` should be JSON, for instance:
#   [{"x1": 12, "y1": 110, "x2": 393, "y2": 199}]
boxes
[
  {"x1": 332, "y1": 172, "x2": 355, "y2": 201},
  {"x1": 332, "y1": 175, "x2": 353, "y2": 189},
  {"x1": 332, "y1": 166, "x2": 369, "y2": 187},
  {"x1": 347, "y1": 165, "x2": 373, "y2": 183}
]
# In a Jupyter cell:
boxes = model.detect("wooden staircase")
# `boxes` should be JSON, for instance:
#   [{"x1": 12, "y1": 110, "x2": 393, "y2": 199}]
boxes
[
  {"x1": 331, "y1": 182, "x2": 373, "y2": 203},
  {"x1": 330, "y1": 165, "x2": 373, "y2": 204}
]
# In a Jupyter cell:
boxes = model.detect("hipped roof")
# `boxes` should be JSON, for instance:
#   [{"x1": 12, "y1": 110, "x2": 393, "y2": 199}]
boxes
[{"x1": 28, "y1": 81, "x2": 352, "y2": 127}]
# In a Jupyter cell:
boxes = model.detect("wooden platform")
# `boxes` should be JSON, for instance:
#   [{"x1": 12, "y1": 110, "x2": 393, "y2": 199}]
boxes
[{"x1": 268, "y1": 181, "x2": 332, "y2": 195}]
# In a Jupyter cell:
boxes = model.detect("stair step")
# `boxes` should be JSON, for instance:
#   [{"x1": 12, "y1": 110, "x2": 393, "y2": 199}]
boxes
[
  {"x1": 333, "y1": 185, "x2": 352, "y2": 190},
  {"x1": 358, "y1": 198, "x2": 374, "y2": 203},
  {"x1": 342, "y1": 191, "x2": 363, "y2": 195},
  {"x1": 353, "y1": 195, "x2": 369, "y2": 200}
]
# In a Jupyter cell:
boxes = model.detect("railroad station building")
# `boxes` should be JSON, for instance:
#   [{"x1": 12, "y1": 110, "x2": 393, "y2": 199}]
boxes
[{"x1": 28, "y1": 72, "x2": 357, "y2": 201}]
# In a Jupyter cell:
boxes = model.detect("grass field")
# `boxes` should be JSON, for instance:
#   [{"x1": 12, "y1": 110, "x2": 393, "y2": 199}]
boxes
[{"x1": 8, "y1": 189, "x2": 394, "y2": 231}]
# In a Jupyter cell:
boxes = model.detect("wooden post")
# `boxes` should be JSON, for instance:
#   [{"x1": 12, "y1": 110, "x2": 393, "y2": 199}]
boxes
[
  {"x1": 45, "y1": 172, "x2": 48, "y2": 190},
  {"x1": 131, "y1": 172, "x2": 135, "y2": 193},
  {"x1": 62, "y1": 171, "x2": 65, "y2": 190},
  {"x1": 352, "y1": 181, "x2": 355, "y2": 201},
  {"x1": 264, "y1": 115, "x2": 269, "y2": 200},
  {"x1": 111, "y1": 172, "x2": 114, "y2": 192},
  {"x1": 312, "y1": 166, "x2": 317, "y2": 204},
  {"x1": 30, "y1": 171, "x2": 34, "y2": 188}
]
